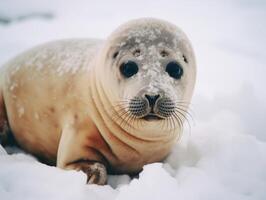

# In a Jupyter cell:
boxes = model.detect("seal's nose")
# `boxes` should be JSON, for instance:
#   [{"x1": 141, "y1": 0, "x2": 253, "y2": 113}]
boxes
[{"x1": 144, "y1": 94, "x2": 160, "y2": 107}]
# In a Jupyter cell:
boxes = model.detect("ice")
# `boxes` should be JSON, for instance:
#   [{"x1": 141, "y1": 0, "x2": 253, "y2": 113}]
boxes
[{"x1": 1, "y1": 0, "x2": 266, "y2": 200}]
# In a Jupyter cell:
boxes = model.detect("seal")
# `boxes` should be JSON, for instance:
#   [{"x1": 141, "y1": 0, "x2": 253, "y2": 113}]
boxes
[{"x1": 0, "y1": 18, "x2": 196, "y2": 185}]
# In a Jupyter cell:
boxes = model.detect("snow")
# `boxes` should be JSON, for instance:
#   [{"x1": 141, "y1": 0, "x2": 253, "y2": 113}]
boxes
[
  {"x1": 1, "y1": 0, "x2": 266, "y2": 199},
  {"x1": 17, "y1": 106, "x2": 25, "y2": 117}
]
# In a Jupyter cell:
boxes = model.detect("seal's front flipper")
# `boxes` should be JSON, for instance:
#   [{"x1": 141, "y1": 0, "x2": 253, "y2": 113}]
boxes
[
  {"x1": 56, "y1": 122, "x2": 107, "y2": 185},
  {"x1": 85, "y1": 162, "x2": 107, "y2": 185},
  {"x1": 66, "y1": 160, "x2": 107, "y2": 185}
]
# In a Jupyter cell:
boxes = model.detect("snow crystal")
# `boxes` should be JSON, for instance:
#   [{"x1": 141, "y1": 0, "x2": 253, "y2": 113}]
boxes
[
  {"x1": 34, "y1": 112, "x2": 39, "y2": 120},
  {"x1": 9, "y1": 82, "x2": 18, "y2": 91},
  {"x1": 17, "y1": 106, "x2": 25, "y2": 117}
]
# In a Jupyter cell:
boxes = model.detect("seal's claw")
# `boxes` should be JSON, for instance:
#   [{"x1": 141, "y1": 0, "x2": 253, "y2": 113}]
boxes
[{"x1": 85, "y1": 162, "x2": 107, "y2": 185}]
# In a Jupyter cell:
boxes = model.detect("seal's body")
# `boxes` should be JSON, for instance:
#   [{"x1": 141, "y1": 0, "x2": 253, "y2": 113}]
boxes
[{"x1": 0, "y1": 18, "x2": 196, "y2": 184}]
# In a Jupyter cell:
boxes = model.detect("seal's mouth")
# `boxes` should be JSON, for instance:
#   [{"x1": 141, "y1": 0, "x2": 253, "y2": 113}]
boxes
[{"x1": 142, "y1": 113, "x2": 164, "y2": 121}]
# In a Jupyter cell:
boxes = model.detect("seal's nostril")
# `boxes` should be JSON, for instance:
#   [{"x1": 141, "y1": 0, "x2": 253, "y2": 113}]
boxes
[{"x1": 144, "y1": 94, "x2": 160, "y2": 106}]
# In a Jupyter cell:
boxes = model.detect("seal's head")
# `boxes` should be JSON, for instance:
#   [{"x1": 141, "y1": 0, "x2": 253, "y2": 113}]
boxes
[{"x1": 96, "y1": 18, "x2": 196, "y2": 139}]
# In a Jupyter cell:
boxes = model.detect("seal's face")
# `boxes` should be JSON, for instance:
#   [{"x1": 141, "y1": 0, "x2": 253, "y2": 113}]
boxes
[{"x1": 100, "y1": 19, "x2": 196, "y2": 134}]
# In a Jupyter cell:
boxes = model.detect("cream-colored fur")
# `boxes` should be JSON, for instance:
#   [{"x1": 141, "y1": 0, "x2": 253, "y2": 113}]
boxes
[{"x1": 0, "y1": 18, "x2": 196, "y2": 184}]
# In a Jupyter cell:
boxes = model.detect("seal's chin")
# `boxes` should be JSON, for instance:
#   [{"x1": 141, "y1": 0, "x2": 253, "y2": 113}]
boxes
[{"x1": 142, "y1": 113, "x2": 164, "y2": 121}]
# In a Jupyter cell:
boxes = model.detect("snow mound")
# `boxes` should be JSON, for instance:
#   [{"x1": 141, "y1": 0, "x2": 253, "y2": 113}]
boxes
[{"x1": 1, "y1": 112, "x2": 266, "y2": 200}]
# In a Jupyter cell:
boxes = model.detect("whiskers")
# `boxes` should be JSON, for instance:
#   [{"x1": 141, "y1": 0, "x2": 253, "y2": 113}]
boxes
[
  {"x1": 172, "y1": 101, "x2": 194, "y2": 138},
  {"x1": 110, "y1": 98, "x2": 145, "y2": 131},
  {"x1": 155, "y1": 98, "x2": 193, "y2": 138},
  {"x1": 109, "y1": 97, "x2": 194, "y2": 138}
]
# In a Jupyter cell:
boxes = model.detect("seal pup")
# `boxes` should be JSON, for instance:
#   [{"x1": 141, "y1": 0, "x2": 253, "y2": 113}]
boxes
[{"x1": 0, "y1": 18, "x2": 196, "y2": 185}]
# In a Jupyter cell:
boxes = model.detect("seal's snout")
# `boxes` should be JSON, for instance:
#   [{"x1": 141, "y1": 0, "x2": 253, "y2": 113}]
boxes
[
  {"x1": 144, "y1": 94, "x2": 160, "y2": 108},
  {"x1": 128, "y1": 97, "x2": 149, "y2": 118},
  {"x1": 128, "y1": 93, "x2": 176, "y2": 121},
  {"x1": 156, "y1": 97, "x2": 176, "y2": 118}
]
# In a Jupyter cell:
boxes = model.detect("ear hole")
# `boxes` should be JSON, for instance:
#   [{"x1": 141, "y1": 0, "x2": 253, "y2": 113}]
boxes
[
  {"x1": 113, "y1": 51, "x2": 119, "y2": 59},
  {"x1": 133, "y1": 49, "x2": 141, "y2": 57},
  {"x1": 160, "y1": 50, "x2": 169, "y2": 57},
  {"x1": 183, "y1": 54, "x2": 188, "y2": 63}
]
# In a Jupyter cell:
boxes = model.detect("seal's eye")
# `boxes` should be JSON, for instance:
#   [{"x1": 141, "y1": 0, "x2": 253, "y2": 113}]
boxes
[
  {"x1": 165, "y1": 61, "x2": 183, "y2": 79},
  {"x1": 120, "y1": 61, "x2": 139, "y2": 78}
]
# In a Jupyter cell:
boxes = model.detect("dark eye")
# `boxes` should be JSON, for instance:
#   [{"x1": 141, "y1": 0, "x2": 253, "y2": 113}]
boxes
[
  {"x1": 120, "y1": 61, "x2": 139, "y2": 78},
  {"x1": 165, "y1": 61, "x2": 183, "y2": 79}
]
